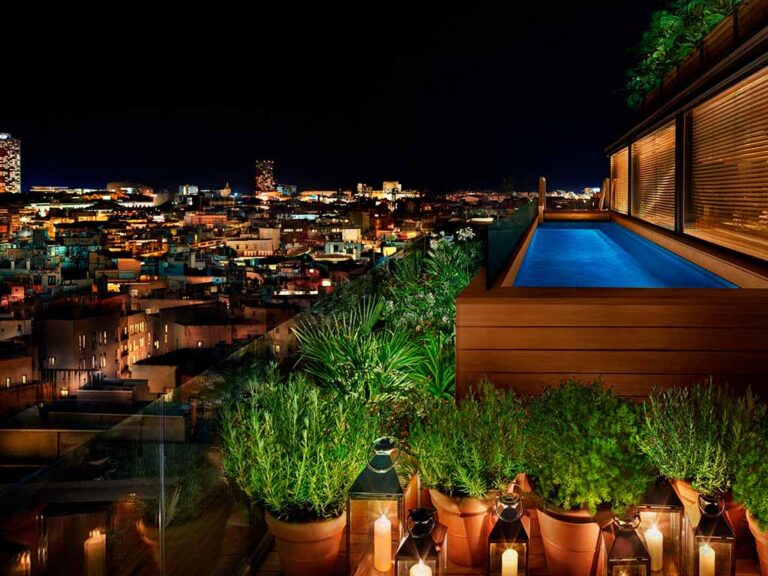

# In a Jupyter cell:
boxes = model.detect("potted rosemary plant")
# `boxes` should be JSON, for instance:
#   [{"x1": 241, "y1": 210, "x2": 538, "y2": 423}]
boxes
[
  {"x1": 406, "y1": 382, "x2": 526, "y2": 567},
  {"x1": 525, "y1": 382, "x2": 652, "y2": 576},
  {"x1": 636, "y1": 381, "x2": 765, "y2": 541},
  {"x1": 220, "y1": 367, "x2": 376, "y2": 576}
]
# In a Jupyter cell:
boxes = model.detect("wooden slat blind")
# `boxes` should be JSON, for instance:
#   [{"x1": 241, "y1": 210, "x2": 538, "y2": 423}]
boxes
[
  {"x1": 610, "y1": 147, "x2": 629, "y2": 215},
  {"x1": 632, "y1": 122, "x2": 677, "y2": 230},
  {"x1": 688, "y1": 65, "x2": 768, "y2": 261}
]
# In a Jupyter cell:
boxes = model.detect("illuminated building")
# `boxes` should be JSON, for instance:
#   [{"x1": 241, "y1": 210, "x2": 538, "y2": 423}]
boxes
[
  {"x1": 276, "y1": 183, "x2": 296, "y2": 197},
  {"x1": 255, "y1": 159, "x2": 276, "y2": 192},
  {"x1": 382, "y1": 181, "x2": 402, "y2": 200},
  {"x1": 179, "y1": 184, "x2": 199, "y2": 197},
  {"x1": 0, "y1": 133, "x2": 21, "y2": 193}
]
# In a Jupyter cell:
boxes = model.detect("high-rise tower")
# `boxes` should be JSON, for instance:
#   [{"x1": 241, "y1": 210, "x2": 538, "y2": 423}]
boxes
[
  {"x1": 255, "y1": 160, "x2": 275, "y2": 192},
  {"x1": 0, "y1": 133, "x2": 21, "y2": 193}
]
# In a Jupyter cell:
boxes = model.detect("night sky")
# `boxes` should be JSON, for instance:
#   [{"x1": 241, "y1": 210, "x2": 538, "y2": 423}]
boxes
[{"x1": 3, "y1": 3, "x2": 661, "y2": 194}]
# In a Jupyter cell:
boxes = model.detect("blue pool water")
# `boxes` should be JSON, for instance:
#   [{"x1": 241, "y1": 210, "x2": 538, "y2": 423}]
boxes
[{"x1": 513, "y1": 222, "x2": 737, "y2": 288}]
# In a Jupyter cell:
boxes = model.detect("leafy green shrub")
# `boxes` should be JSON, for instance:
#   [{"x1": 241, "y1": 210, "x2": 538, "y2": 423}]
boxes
[
  {"x1": 407, "y1": 382, "x2": 526, "y2": 499},
  {"x1": 220, "y1": 365, "x2": 377, "y2": 521},
  {"x1": 626, "y1": 0, "x2": 742, "y2": 109},
  {"x1": 733, "y1": 422, "x2": 768, "y2": 532},
  {"x1": 637, "y1": 381, "x2": 765, "y2": 495},
  {"x1": 382, "y1": 229, "x2": 482, "y2": 336},
  {"x1": 526, "y1": 381, "x2": 652, "y2": 514}
]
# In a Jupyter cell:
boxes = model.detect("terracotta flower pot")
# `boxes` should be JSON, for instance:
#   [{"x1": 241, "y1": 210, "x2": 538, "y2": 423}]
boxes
[
  {"x1": 670, "y1": 480, "x2": 749, "y2": 544},
  {"x1": 537, "y1": 507, "x2": 603, "y2": 576},
  {"x1": 429, "y1": 489, "x2": 496, "y2": 567},
  {"x1": 265, "y1": 511, "x2": 346, "y2": 576},
  {"x1": 723, "y1": 493, "x2": 750, "y2": 546},
  {"x1": 747, "y1": 511, "x2": 768, "y2": 575},
  {"x1": 670, "y1": 478, "x2": 700, "y2": 509}
]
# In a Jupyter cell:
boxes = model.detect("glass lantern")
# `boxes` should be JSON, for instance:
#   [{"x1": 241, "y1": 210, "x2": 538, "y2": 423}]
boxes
[
  {"x1": 488, "y1": 493, "x2": 528, "y2": 576},
  {"x1": 395, "y1": 508, "x2": 447, "y2": 576},
  {"x1": 604, "y1": 513, "x2": 651, "y2": 576},
  {"x1": 637, "y1": 478, "x2": 684, "y2": 573},
  {"x1": 692, "y1": 495, "x2": 735, "y2": 576},
  {"x1": 348, "y1": 437, "x2": 405, "y2": 575}
]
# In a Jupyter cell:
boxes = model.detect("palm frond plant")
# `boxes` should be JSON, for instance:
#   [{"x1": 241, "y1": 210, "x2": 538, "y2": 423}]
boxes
[
  {"x1": 636, "y1": 380, "x2": 765, "y2": 495},
  {"x1": 413, "y1": 331, "x2": 456, "y2": 400},
  {"x1": 293, "y1": 297, "x2": 424, "y2": 402}
]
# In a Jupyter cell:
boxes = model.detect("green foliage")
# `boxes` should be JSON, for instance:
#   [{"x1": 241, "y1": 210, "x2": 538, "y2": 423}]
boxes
[
  {"x1": 382, "y1": 230, "x2": 482, "y2": 336},
  {"x1": 293, "y1": 297, "x2": 425, "y2": 402},
  {"x1": 733, "y1": 421, "x2": 768, "y2": 532},
  {"x1": 406, "y1": 382, "x2": 526, "y2": 499},
  {"x1": 220, "y1": 365, "x2": 377, "y2": 522},
  {"x1": 637, "y1": 381, "x2": 765, "y2": 495},
  {"x1": 413, "y1": 331, "x2": 456, "y2": 400},
  {"x1": 526, "y1": 382, "x2": 652, "y2": 514},
  {"x1": 626, "y1": 0, "x2": 742, "y2": 109}
]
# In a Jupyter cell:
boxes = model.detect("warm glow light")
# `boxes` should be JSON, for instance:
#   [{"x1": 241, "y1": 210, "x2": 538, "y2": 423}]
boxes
[
  {"x1": 410, "y1": 560, "x2": 432, "y2": 576},
  {"x1": 501, "y1": 547, "x2": 519, "y2": 576},
  {"x1": 699, "y1": 544, "x2": 715, "y2": 576},
  {"x1": 84, "y1": 529, "x2": 106, "y2": 576},
  {"x1": 645, "y1": 526, "x2": 663, "y2": 572},
  {"x1": 373, "y1": 513, "x2": 391, "y2": 571}
]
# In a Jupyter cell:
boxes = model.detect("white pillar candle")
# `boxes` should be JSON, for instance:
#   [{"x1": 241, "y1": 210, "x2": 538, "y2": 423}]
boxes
[
  {"x1": 410, "y1": 560, "x2": 432, "y2": 576},
  {"x1": 699, "y1": 544, "x2": 715, "y2": 576},
  {"x1": 84, "y1": 529, "x2": 106, "y2": 576},
  {"x1": 374, "y1": 513, "x2": 392, "y2": 572},
  {"x1": 645, "y1": 526, "x2": 664, "y2": 572},
  {"x1": 501, "y1": 547, "x2": 519, "y2": 576}
]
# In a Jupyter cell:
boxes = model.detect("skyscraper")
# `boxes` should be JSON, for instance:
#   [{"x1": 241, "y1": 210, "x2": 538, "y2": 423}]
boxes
[
  {"x1": 0, "y1": 133, "x2": 21, "y2": 194},
  {"x1": 255, "y1": 160, "x2": 275, "y2": 192}
]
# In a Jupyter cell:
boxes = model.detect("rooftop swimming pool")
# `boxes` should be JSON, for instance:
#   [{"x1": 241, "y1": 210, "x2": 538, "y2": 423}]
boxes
[{"x1": 513, "y1": 222, "x2": 737, "y2": 288}]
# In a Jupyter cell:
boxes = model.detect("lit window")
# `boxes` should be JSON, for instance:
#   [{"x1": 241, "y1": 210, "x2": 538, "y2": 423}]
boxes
[
  {"x1": 48, "y1": 356, "x2": 56, "y2": 367},
  {"x1": 5, "y1": 378, "x2": 9, "y2": 388},
  {"x1": 21, "y1": 375, "x2": 26, "y2": 384},
  {"x1": 197, "y1": 340, "x2": 203, "y2": 348}
]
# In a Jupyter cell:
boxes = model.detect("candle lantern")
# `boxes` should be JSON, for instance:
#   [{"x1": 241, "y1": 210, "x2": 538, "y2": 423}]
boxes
[
  {"x1": 395, "y1": 508, "x2": 447, "y2": 576},
  {"x1": 348, "y1": 437, "x2": 405, "y2": 575},
  {"x1": 488, "y1": 493, "x2": 528, "y2": 576},
  {"x1": 637, "y1": 479, "x2": 684, "y2": 573},
  {"x1": 692, "y1": 495, "x2": 735, "y2": 576},
  {"x1": 603, "y1": 513, "x2": 651, "y2": 576}
]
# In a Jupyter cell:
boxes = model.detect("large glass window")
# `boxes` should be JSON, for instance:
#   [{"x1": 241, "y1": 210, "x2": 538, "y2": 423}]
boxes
[
  {"x1": 687, "y1": 65, "x2": 768, "y2": 260},
  {"x1": 610, "y1": 147, "x2": 630, "y2": 215},
  {"x1": 632, "y1": 122, "x2": 676, "y2": 230}
]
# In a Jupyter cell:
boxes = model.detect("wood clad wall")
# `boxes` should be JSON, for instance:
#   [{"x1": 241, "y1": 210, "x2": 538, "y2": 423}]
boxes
[{"x1": 456, "y1": 274, "x2": 768, "y2": 400}]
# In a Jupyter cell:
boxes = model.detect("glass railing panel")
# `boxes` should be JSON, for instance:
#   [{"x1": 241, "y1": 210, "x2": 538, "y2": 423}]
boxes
[{"x1": 0, "y1": 237, "x2": 419, "y2": 575}]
